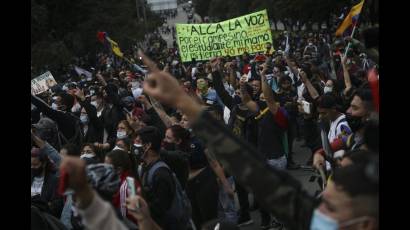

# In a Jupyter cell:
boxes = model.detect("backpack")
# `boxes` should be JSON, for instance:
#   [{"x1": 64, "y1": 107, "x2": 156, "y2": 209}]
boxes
[
  {"x1": 160, "y1": 150, "x2": 190, "y2": 190},
  {"x1": 143, "y1": 161, "x2": 192, "y2": 230},
  {"x1": 57, "y1": 112, "x2": 83, "y2": 147},
  {"x1": 31, "y1": 205, "x2": 68, "y2": 230}
]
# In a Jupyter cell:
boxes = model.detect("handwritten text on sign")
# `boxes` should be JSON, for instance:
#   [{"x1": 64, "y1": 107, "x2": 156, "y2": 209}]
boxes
[
  {"x1": 31, "y1": 71, "x2": 57, "y2": 95},
  {"x1": 176, "y1": 10, "x2": 273, "y2": 62}
]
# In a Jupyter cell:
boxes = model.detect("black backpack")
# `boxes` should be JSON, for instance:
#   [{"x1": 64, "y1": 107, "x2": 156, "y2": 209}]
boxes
[
  {"x1": 141, "y1": 161, "x2": 192, "y2": 230},
  {"x1": 57, "y1": 112, "x2": 83, "y2": 147},
  {"x1": 160, "y1": 150, "x2": 189, "y2": 190}
]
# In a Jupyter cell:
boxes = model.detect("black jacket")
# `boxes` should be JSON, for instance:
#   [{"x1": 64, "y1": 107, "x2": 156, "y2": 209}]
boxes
[
  {"x1": 79, "y1": 99, "x2": 104, "y2": 143},
  {"x1": 99, "y1": 83, "x2": 126, "y2": 145},
  {"x1": 31, "y1": 172, "x2": 64, "y2": 218},
  {"x1": 212, "y1": 71, "x2": 259, "y2": 150},
  {"x1": 31, "y1": 95, "x2": 82, "y2": 146},
  {"x1": 211, "y1": 70, "x2": 235, "y2": 110},
  {"x1": 140, "y1": 160, "x2": 175, "y2": 229}
]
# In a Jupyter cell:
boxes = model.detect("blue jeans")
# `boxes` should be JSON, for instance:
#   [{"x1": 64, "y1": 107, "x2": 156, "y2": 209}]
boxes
[
  {"x1": 218, "y1": 176, "x2": 238, "y2": 224},
  {"x1": 60, "y1": 194, "x2": 73, "y2": 229}
]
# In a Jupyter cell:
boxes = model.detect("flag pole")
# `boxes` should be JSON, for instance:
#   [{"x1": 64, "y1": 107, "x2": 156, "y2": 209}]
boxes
[
  {"x1": 343, "y1": 0, "x2": 365, "y2": 57},
  {"x1": 343, "y1": 23, "x2": 358, "y2": 57}
]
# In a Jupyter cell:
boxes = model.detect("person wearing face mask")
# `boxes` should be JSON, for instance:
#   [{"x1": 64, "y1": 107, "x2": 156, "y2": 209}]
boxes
[
  {"x1": 277, "y1": 75, "x2": 300, "y2": 170},
  {"x1": 114, "y1": 138, "x2": 132, "y2": 152},
  {"x1": 240, "y1": 64, "x2": 291, "y2": 229},
  {"x1": 105, "y1": 149, "x2": 141, "y2": 226},
  {"x1": 94, "y1": 72, "x2": 127, "y2": 147},
  {"x1": 75, "y1": 89, "x2": 104, "y2": 144},
  {"x1": 210, "y1": 59, "x2": 259, "y2": 226},
  {"x1": 112, "y1": 137, "x2": 141, "y2": 189},
  {"x1": 50, "y1": 95, "x2": 62, "y2": 111},
  {"x1": 323, "y1": 79, "x2": 346, "y2": 111},
  {"x1": 313, "y1": 89, "x2": 375, "y2": 171},
  {"x1": 317, "y1": 94, "x2": 351, "y2": 143},
  {"x1": 95, "y1": 120, "x2": 135, "y2": 153},
  {"x1": 135, "y1": 126, "x2": 184, "y2": 230},
  {"x1": 308, "y1": 163, "x2": 378, "y2": 230},
  {"x1": 136, "y1": 51, "x2": 379, "y2": 230},
  {"x1": 303, "y1": 40, "x2": 318, "y2": 57},
  {"x1": 209, "y1": 58, "x2": 258, "y2": 147},
  {"x1": 160, "y1": 126, "x2": 190, "y2": 191},
  {"x1": 32, "y1": 92, "x2": 83, "y2": 147},
  {"x1": 80, "y1": 143, "x2": 100, "y2": 165},
  {"x1": 163, "y1": 124, "x2": 219, "y2": 229},
  {"x1": 116, "y1": 120, "x2": 135, "y2": 140},
  {"x1": 196, "y1": 78, "x2": 225, "y2": 110},
  {"x1": 31, "y1": 148, "x2": 64, "y2": 218}
]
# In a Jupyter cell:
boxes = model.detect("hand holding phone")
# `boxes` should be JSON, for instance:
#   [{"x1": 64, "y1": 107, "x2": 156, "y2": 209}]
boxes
[{"x1": 126, "y1": 177, "x2": 139, "y2": 208}]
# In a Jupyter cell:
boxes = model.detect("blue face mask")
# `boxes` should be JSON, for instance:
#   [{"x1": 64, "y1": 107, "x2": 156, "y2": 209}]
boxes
[
  {"x1": 51, "y1": 103, "x2": 59, "y2": 110},
  {"x1": 310, "y1": 209, "x2": 338, "y2": 230},
  {"x1": 80, "y1": 115, "x2": 89, "y2": 124}
]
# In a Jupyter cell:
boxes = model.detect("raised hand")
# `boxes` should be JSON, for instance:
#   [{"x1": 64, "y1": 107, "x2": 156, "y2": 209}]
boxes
[{"x1": 139, "y1": 50, "x2": 185, "y2": 108}]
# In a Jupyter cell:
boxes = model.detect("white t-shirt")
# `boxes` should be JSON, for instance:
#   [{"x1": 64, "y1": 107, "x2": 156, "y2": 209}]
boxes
[
  {"x1": 223, "y1": 106, "x2": 231, "y2": 125},
  {"x1": 31, "y1": 176, "x2": 44, "y2": 197},
  {"x1": 297, "y1": 83, "x2": 305, "y2": 101},
  {"x1": 328, "y1": 114, "x2": 350, "y2": 143},
  {"x1": 83, "y1": 125, "x2": 88, "y2": 136},
  {"x1": 191, "y1": 67, "x2": 198, "y2": 79}
]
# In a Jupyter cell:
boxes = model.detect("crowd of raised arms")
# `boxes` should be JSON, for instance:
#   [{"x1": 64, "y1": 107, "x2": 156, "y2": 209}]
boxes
[{"x1": 31, "y1": 14, "x2": 379, "y2": 230}]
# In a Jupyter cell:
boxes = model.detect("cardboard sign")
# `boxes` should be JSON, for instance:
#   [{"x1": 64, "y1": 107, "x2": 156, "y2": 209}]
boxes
[
  {"x1": 176, "y1": 9, "x2": 273, "y2": 62},
  {"x1": 31, "y1": 71, "x2": 57, "y2": 95}
]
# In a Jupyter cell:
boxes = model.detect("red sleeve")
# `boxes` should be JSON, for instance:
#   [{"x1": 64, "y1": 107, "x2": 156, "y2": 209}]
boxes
[
  {"x1": 330, "y1": 138, "x2": 344, "y2": 152},
  {"x1": 274, "y1": 108, "x2": 288, "y2": 130}
]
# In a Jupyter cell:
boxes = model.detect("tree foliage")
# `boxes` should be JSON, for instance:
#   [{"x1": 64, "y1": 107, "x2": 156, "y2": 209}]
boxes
[
  {"x1": 193, "y1": 0, "x2": 377, "y2": 29},
  {"x1": 31, "y1": 0, "x2": 162, "y2": 76}
]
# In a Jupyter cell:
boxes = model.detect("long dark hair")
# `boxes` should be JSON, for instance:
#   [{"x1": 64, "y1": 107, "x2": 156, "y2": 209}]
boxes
[
  {"x1": 31, "y1": 148, "x2": 56, "y2": 181},
  {"x1": 106, "y1": 150, "x2": 131, "y2": 173},
  {"x1": 169, "y1": 125, "x2": 191, "y2": 153}
]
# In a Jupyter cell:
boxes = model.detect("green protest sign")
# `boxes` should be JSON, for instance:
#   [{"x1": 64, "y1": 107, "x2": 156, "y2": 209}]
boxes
[{"x1": 176, "y1": 9, "x2": 273, "y2": 62}]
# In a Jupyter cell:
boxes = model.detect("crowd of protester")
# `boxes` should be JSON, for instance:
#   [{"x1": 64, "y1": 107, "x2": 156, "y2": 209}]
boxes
[{"x1": 31, "y1": 7, "x2": 379, "y2": 229}]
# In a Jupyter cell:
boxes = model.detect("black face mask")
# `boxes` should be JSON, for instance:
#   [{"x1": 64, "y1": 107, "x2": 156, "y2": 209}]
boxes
[
  {"x1": 233, "y1": 95, "x2": 242, "y2": 105},
  {"x1": 131, "y1": 145, "x2": 144, "y2": 160},
  {"x1": 125, "y1": 104, "x2": 134, "y2": 111},
  {"x1": 31, "y1": 167, "x2": 43, "y2": 177},
  {"x1": 346, "y1": 114, "x2": 364, "y2": 133},
  {"x1": 162, "y1": 141, "x2": 176, "y2": 151}
]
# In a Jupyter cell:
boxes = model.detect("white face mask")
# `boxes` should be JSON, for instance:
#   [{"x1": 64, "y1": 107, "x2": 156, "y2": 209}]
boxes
[
  {"x1": 310, "y1": 209, "x2": 338, "y2": 230},
  {"x1": 113, "y1": 146, "x2": 125, "y2": 151},
  {"x1": 117, "y1": 131, "x2": 127, "y2": 139},
  {"x1": 51, "y1": 103, "x2": 59, "y2": 110},
  {"x1": 90, "y1": 101, "x2": 98, "y2": 108},
  {"x1": 310, "y1": 209, "x2": 370, "y2": 230},
  {"x1": 324, "y1": 86, "x2": 333, "y2": 94},
  {"x1": 71, "y1": 103, "x2": 81, "y2": 113},
  {"x1": 80, "y1": 153, "x2": 95, "y2": 159},
  {"x1": 80, "y1": 115, "x2": 89, "y2": 124},
  {"x1": 309, "y1": 42, "x2": 313, "y2": 46}
]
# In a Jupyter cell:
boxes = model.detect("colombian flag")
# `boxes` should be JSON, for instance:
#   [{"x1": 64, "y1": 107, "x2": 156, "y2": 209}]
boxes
[
  {"x1": 97, "y1": 31, "x2": 124, "y2": 58},
  {"x1": 335, "y1": 0, "x2": 365, "y2": 37}
]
